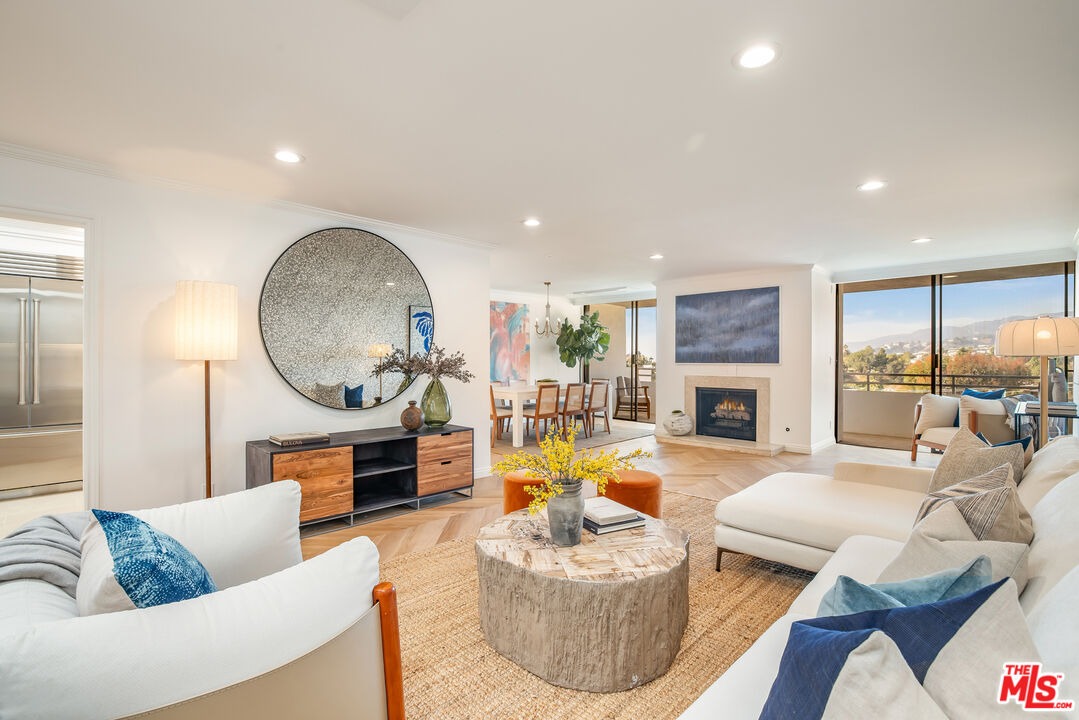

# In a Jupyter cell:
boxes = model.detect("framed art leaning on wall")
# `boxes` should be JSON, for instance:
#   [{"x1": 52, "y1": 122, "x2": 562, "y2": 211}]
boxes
[{"x1": 675, "y1": 286, "x2": 780, "y2": 364}]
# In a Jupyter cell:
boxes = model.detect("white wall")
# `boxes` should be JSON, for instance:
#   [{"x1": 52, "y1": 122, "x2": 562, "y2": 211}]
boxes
[
  {"x1": 810, "y1": 267, "x2": 837, "y2": 450},
  {"x1": 588, "y1": 303, "x2": 628, "y2": 383},
  {"x1": 0, "y1": 151, "x2": 491, "y2": 511},
  {"x1": 655, "y1": 265, "x2": 835, "y2": 453},
  {"x1": 489, "y1": 289, "x2": 580, "y2": 384}
]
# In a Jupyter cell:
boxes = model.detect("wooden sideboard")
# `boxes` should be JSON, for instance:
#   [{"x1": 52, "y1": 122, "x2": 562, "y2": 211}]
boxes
[{"x1": 246, "y1": 425, "x2": 474, "y2": 526}]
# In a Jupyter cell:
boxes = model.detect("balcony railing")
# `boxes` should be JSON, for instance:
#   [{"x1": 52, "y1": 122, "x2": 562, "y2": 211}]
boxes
[{"x1": 843, "y1": 371, "x2": 1039, "y2": 395}]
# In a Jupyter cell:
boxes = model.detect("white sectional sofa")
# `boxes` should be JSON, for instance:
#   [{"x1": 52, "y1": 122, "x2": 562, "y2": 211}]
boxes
[
  {"x1": 0, "y1": 481, "x2": 404, "y2": 720},
  {"x1": 684, "y1": 436, "x2": 1079, "y2": 719}
]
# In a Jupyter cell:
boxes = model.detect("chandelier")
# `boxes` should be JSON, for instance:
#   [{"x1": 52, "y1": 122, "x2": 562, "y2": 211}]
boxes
[{"x1": 535, "y1": 281, "x2": 555, "y2": 337}]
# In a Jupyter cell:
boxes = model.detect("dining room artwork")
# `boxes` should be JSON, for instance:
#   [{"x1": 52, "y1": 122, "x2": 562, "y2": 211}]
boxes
[
  {"x1": 490, "y1": 301, "x2": 530, "y2": 382},
  {"x1": 675, "y1": 286, "x2": 780, "y2": 364}
]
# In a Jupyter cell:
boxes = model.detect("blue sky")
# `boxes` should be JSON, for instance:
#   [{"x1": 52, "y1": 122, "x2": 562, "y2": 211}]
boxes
[
  {"x1": 844, "y1": 275, "x2": 1067, "y2": 345},
  {"x1": 626, "y1": 306, "x2": 657, "y2": 359}
]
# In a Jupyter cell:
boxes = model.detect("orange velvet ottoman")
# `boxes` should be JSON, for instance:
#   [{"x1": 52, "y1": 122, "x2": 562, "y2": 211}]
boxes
[
  {"x1": 602, "y1": 469, "x2": 663, "y2": 518},
  {"x1": 503, "y1": 472, "x2": 544, "y2": 514}
]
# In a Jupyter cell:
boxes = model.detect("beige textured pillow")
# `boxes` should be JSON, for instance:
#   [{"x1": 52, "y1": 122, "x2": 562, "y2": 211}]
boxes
[
  {"x1": 915, "y1": 394, "x2": 960, "y2": 435},
  {"x1": 879, "y1": 502, "x2": 1030, "y2": 591},
  {"x1": 916, "y1": 464, "x2": 1033, "y2": 544},
  {"x1": 929, "y1": 427, "x2": 1024, "y2": 492}
]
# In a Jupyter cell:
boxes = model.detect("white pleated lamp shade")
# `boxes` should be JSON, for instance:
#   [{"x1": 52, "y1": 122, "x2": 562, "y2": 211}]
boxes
[
  {"x1": 995, "y1": 316, "x2": 1079, "y2": 357},
  {"x1": 175, "y1": 280, "x2": 238, "y2": 361}
]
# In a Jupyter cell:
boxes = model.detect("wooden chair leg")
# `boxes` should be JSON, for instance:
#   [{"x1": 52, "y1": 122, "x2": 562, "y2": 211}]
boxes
[
  {"x1": 910, "y1": 436, "x2": 919, "y2": 461},
  {"x1": 491, "y1": 419, "x2": 496, "y2": 448},
  {"x1": 716, "y1": 548, "x2": 723, "y2": 572},
  {"x1": 604, "y1": 411, "x2": 611, "y2": 433}
]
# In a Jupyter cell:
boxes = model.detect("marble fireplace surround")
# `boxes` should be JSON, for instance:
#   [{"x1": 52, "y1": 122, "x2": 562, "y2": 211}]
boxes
[{"x1": 659, "y1": 375, "x2": 781, "y2": 456}]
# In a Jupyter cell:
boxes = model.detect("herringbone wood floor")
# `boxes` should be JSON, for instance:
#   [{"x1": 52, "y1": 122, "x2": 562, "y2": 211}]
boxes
[{"x1": 299, "y1": 433, "x2": 939, "y2": 561}]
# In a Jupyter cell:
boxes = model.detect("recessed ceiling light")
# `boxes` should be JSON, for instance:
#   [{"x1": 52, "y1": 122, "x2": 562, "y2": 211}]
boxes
[
  {"x1": 734, "y1": 43, "x2": 779, "y2": 69},
  {"x1": 386, "y1": 281, "x2": 395, "y2": 286},
  {"x1": 857, "y1": 179, "x2": 887, "y2": 192},
  {"x1": 912, "y1": 237, "x2": 933, "y2": 244},
  {"x1": 649, "y1": 254, "x2": 664, "y2": 260},
  {"x1": 522, "y1": 217, "x2": 541, "y2": 227},
  {"x1": 274, "y1": 149, "x2": 303, "y2": 163}
]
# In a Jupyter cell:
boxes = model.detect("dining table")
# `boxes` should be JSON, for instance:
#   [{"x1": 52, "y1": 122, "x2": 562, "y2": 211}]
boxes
[{"x1": 492, "y1": 383, "x2": 610, "y2": 448}]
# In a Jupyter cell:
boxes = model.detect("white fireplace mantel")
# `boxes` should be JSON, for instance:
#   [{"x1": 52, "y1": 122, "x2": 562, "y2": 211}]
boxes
[{"x1": 655, "y1": 375, "x2": 783, "y2": 456}]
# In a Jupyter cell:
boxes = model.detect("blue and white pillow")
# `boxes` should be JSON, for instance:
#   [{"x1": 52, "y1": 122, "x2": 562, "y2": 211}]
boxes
[
  {"x1": 76, "y1": 509, "x2": 217, "y2": 615},
  {"x1": 817, "y1": 556, "x2": 993, "y2": 617},
  {"x1": 762, "y1": 579, "x2": 1041, "y2": 719}
]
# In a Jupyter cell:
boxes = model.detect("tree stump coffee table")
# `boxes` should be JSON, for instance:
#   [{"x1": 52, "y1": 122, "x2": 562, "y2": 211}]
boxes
[{"x1": 475, "y1": 509, "x2": 690, "y2": 692}]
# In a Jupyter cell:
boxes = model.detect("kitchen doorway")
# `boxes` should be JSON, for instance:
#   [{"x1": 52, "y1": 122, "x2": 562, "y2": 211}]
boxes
[{"x1": 0, "y1": 215, "x2": 85, "y2": 535}]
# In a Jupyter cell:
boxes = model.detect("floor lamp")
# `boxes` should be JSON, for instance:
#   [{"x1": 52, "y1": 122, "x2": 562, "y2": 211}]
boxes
[
  {"x1": 995, "y1": 316, "x2": 1079, "y2": 449},
  {"x1": 368, "y1": 343, "x2": 392, "y2": 404},
  {"x1": 175, "y1": 280, "x2": 238, "y2": 498}
]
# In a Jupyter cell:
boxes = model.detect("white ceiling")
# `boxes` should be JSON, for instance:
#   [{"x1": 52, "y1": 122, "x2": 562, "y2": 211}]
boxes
[{"x1": 1, "y1": 0, "x2": 1077, "y2": 295}]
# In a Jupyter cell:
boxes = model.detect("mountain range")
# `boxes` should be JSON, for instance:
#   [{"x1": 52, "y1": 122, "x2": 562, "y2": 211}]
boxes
[{"x1": 845, "y1": 315, "x2": 1050, "y2": 352}]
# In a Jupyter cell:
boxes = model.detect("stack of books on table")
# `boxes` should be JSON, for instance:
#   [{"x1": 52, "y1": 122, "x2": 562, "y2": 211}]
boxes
[{"x1": 583, "y1": 497, "x2": 645, "y2": 535}]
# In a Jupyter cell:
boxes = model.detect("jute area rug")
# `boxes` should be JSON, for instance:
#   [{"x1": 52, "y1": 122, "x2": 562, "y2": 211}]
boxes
[{"x1": 382, "y1": 491, "x2": 813, "y2": 719}]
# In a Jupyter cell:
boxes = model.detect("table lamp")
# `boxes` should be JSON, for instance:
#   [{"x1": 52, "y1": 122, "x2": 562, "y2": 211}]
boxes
[
  {"x1": 175, "y1": 280, "x2": 238, "y2": 497},
  {"x1": 368, "y1": 343, "x2": 392, "y2": 403},
  {"x1": 995, "y1": 316, "x2": 1079, "y2": 448}
]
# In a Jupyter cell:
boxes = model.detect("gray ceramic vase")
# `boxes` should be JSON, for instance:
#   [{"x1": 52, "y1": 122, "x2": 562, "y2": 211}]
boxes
[{"x1": 547, "y1": 480, "x2": 585, "y2": 546}]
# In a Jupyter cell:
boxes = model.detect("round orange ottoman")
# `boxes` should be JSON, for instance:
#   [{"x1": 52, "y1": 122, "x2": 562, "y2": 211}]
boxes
[
  {"x1": 503, "y1": 472, "x2": 544, "y2": 514},
  {"x1": 602, "y1": 470, "x2": 663, "y2": 518}
]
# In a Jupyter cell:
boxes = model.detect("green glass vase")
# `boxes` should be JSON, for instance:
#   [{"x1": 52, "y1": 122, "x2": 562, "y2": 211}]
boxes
[{"x1": 421, "y1": 378, "x2": 452, "y2": 427}]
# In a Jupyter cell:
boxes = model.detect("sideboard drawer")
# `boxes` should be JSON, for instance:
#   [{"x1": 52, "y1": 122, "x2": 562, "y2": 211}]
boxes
[
  {"x1": 417, "y1": 431, "x2": 472, "y2": 464},
  {"x1": 418, "y1": 456, "x2": 472, "y2": 496},
  {"x1": 272, "y1": 446, "x2": 353, "y2": 522}
]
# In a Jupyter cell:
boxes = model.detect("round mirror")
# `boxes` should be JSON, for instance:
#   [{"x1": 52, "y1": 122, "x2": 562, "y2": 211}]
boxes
[{"x1": 259, "y1": 227, "x2": 433, "y2": 409}]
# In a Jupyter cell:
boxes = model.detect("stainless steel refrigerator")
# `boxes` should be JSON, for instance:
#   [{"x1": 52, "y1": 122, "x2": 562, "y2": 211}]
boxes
[{"x1": 0, "y1": 257, "x2": 83, "y2": 498}]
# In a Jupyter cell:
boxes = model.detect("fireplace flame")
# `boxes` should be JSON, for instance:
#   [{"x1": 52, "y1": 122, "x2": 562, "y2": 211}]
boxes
[{"x1": 716, "y1": 397, "x2": 747, "y2": 412}]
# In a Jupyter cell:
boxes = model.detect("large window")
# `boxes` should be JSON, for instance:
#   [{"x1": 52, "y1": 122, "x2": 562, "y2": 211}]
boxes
[{"x1": 837, "y1": 262, "x2": 1074, "y2": 447}]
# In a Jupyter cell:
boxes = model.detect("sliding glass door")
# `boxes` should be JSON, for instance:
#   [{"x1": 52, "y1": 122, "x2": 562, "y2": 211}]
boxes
[{"x1": 837, "y1": 262, "x2": 1074, "y2": 449}]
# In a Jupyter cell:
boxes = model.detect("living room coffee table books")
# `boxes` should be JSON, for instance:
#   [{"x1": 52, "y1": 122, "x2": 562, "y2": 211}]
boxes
[
  {"x1": 583, "y1": 496, "x2": 645, "y2": 535},
  {"x1": 475, "y1": 509, "x2": 689, "y2": 692}
]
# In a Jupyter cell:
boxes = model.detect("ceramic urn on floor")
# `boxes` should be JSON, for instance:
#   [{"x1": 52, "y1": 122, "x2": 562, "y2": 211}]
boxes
[{"x1": 663, "y1": 410, "x2": 694, "y2": 436}]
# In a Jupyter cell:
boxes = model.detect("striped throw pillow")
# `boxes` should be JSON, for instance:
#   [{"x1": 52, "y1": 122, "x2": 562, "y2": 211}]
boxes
[{"x1": 916, "y1": 464, "x2": 1033, "y2": 543}]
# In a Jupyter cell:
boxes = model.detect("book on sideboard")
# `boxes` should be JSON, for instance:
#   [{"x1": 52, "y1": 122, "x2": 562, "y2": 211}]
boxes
[{"x1": 268, "y1": 431, "x2": 331, "y2": 447}]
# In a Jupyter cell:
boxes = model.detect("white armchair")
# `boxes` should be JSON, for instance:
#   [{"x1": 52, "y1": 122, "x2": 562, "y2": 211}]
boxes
[
  {"x1": 0, "y1": 481, "x2": 404, "y2": 720},
  {"x1": 911, "y1": 392, "x2": 1013, "y2": 459}
]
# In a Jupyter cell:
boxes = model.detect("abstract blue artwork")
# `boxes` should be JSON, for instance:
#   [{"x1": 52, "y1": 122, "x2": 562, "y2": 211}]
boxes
[
  {"x1": 675, "y1": 286, "x2": 780, "y2": 364},
  {"x1": 409, "y1": 305, "x2": 434, "y2": 354}
]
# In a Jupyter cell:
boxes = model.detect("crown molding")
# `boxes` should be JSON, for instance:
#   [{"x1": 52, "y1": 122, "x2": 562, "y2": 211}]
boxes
[{"x1": 0, "y1": 140, "x2": 496, "y2": 251}]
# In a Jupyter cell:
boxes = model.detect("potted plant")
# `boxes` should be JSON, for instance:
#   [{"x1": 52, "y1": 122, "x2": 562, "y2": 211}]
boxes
[
  {"x1": 555, "y1": 312, "x2": 611, "y2": 370},
  {"x1": 376, "y1": 344, "x2": 475, "y2": 427},
  {"x1": 493, "y1": 427, "x2": 651, "y2": 546}
]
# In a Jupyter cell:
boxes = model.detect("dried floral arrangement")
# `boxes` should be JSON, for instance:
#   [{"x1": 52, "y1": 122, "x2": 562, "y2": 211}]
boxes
[{"x1": 375, "y1": 343, "x2": 475, "y2": 384}]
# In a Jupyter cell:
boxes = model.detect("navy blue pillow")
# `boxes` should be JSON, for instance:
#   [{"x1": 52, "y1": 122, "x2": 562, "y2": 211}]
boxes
[
  {"x1": 93, "y1": 509, "x2": 217, "y2": 608},
  {"x1": 344, "y1": 384, "x2": 364, "y2": 408},
  {"x1": 975, "y1": 431, "x2": 1031, "y2": 452},
  {"x1": 963, "y1": 388, "x2": 1006, "y2": 400},
  {"x1": 761, "y1": 580, "x2": 1006, "y2": 719},
  {"x1": 954, "y1": 388, "x2": 1006, "y2": 426}
]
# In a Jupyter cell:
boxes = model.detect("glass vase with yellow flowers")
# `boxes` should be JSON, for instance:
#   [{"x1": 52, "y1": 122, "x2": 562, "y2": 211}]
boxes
[{"x1": 492, "y1": 426, "x2": 651, "y2": 546}]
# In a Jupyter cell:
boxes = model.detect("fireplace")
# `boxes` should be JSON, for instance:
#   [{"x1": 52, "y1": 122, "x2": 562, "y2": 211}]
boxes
[{"x1": 696, "y1": 388, "x2": 757, "y2": 442}]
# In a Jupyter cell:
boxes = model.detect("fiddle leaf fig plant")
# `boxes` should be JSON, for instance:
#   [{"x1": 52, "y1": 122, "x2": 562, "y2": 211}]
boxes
[{"x1": 555, "y1": 312, "x2": 611, "y2": 368}]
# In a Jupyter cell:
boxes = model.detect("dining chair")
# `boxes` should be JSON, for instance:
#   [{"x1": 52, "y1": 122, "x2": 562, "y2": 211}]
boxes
[
  {"x1": 525, "y1": 380, "x2": 558, "y2": 411},
  {"x1": 584, "y1": 379, "x2": 611, "y2": 436},
  {"x1": 489, "y1": 384, "x2": 513, "y2": 447},
  {"x1": 525, "y1": 383, "x2": 561, "y2": 446},
  {"x1": 561, "y1": 383, "x2": 588, "y2": 439}
]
